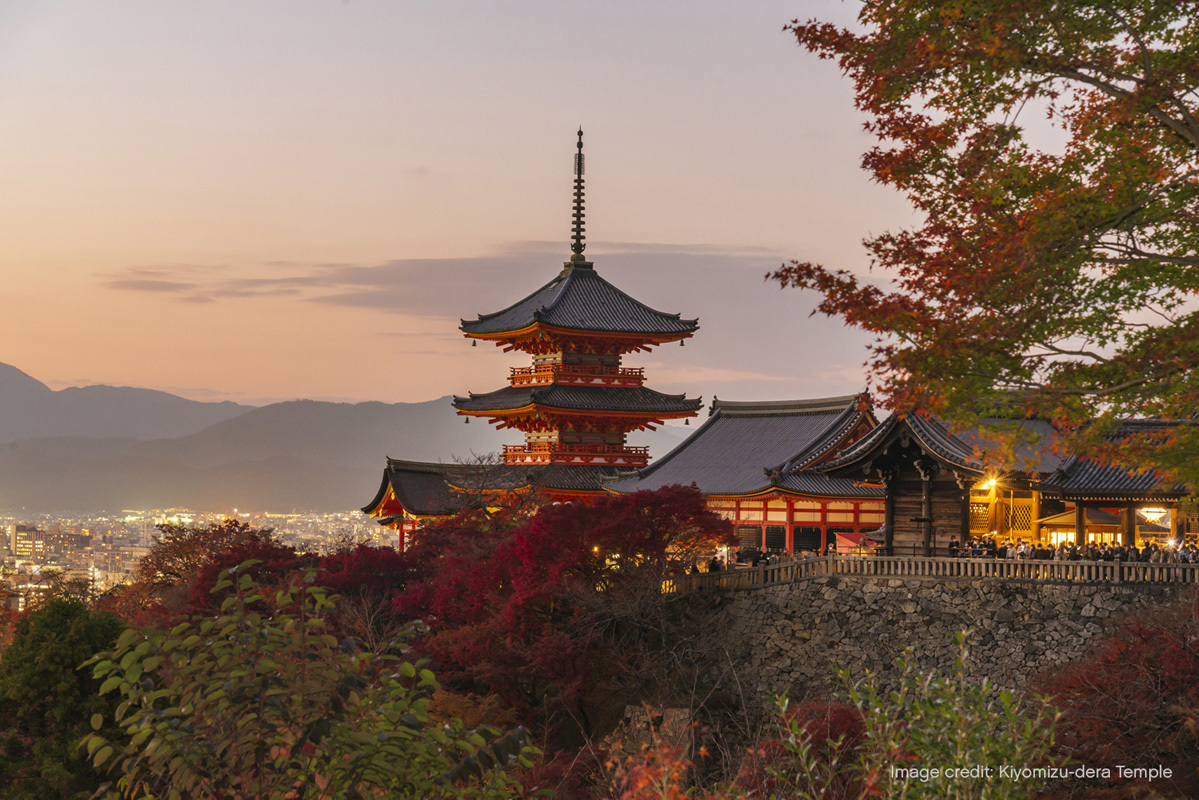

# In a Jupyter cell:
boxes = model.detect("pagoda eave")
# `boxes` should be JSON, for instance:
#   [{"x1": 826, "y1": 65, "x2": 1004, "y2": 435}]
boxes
[
  {"x1": 463, "y1": 322, "x2": 694, "y2": 354},
  {"x1": 454, "y1": 405, "x2": 699, "y2": 422}
]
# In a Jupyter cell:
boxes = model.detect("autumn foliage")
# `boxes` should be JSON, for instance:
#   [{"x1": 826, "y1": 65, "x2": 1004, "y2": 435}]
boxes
[
  {"x1": 395, "y1": 486, "x2": 734, "y2": 748},
  {"x1": 1035, "y1": 590, "x2": 1199, "y2": 798},
  {"x1": 773, "y1": 1, "x2": 1199, "y2": 484}
]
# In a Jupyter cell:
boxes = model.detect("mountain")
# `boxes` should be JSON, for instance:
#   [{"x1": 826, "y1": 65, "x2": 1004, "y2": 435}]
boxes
[
  {"x1": 0, "y1": 362, "x2": 250, "y2": 442},
  {"x1": 0, "y1": 395, "x2": 688, "y2": 513}
]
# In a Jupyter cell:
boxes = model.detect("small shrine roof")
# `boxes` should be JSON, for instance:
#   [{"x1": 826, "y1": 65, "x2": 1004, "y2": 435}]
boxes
[
  {"x1": 361, "y1": 459, "x2": 622, "y2": 517},
  {"x1": 460, "y1": 262, "x2": 698, "y2": 338},
  {"x1": 453, "y1": 384, "x2": 701, "y2": 415},
  {"x1": 606, "y1": 395, "x2": 880, "y2": 497}
]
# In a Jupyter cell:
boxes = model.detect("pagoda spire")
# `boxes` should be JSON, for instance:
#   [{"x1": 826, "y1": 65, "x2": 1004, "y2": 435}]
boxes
[{"x1": 570, "y1": 127, "x2": 590, "y2": 267}]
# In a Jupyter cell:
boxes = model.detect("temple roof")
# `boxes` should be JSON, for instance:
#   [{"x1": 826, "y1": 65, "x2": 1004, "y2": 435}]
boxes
[
  {"x1": 820, "y1": 414, "x2": 1066, "y2": 476},
  {"x1": 606, "y1": 395, "x2": 882, "y2": 497},
  {"x1": 460, "y1": 262, "x2": 699, "y2": 338},
  {"x1": 361, "y1": 458, "x2": 622, "y2": 517},
  {"x1": 453, "y1": 384, "x2": 701, "y2": 415}
]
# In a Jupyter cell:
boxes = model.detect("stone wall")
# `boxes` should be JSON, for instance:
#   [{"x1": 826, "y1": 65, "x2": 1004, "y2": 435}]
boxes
[{"x1": 708, "y1": 573, "x2": 1183, "y2": 703}]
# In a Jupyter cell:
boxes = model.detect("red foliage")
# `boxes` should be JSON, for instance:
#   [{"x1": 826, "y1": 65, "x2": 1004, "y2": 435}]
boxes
[
  {"x1": 737, "y1": 699, "x2": 866, "y2": 800},
  {"x1": 394, "y1": 485, "x2": 734, "y2": 747},
  {"x1": 185, "y1": 535, "x2": 306, "y2": 613},
  {"x1": 317, "y1": 543, "x2": 414, "y2": 598},
  {"x1": 1035, "y1": 590, "x2": 1199, "y2": 799}
]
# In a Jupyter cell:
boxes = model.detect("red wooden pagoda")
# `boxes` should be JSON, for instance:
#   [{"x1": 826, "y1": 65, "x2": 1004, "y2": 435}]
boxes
[{"x1": 454, "y1": 129, "x2": 701, "y2": 467}]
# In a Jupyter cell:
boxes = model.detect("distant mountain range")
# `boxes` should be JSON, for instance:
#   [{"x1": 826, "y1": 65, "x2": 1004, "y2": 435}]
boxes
[{"x1": 0, "y1": 363, "x2": 686, "y2": 513}]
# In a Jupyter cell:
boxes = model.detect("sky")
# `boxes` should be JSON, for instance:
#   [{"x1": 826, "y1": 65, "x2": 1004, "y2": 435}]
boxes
[{"x1": 0, "y1": 0, "x2": 915, "y2": 408}]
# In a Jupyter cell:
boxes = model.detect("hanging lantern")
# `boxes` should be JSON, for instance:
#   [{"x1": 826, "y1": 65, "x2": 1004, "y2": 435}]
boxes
[{"x1": 1140, "y1": 507, "x2": 1169, "y2": 524}]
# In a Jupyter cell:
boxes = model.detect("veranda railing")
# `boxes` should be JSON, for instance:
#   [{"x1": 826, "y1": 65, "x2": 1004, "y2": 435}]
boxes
[{"x1": 663, "y1": 554, "x2": 1199, "y2": 595}]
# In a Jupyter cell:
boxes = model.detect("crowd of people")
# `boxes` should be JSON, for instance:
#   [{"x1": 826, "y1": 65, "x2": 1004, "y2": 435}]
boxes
[{"x1": 948, "y1": 536, "x2": 1196, "y2": 563}]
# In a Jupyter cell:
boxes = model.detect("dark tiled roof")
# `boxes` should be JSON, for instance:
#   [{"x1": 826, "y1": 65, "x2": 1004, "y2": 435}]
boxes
[
  {"x1": 461, "y1": 263, "x2": 698, "y2": 337},
  {"x1": 606, "y1": 396, "x2": 876, "y2": 496},
  {"x1": 821, "y1": 414, "x2": 1064, "y2": 475},
  {"x1": 454, "y1": 384, "x2": 701, "y2": 415},
  {"x1": 362, "y1": 459, "x2": 623, "y2": 517},
  {"x1": 774, "y1": 472, "x2": 885, "y2": 497},
  {"x1": 1037, "y1": 456, "x2": 1186, "y2": 499}
]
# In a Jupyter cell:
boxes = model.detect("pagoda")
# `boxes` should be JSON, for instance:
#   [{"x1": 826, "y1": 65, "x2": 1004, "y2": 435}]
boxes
[
  {"x1": 362, "y1": 130, "x2": 701, "y2": 542},
  {"x1": 453, "y1": 129, "x2": 701, "y2": 467}
]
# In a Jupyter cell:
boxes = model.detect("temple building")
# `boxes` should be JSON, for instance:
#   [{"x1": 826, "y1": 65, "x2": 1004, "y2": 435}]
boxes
[
  {"x1": 605, "y1": 395, "x2": 884, "y2": 554},
  {"x1": 816, "y1": 413, "x2": 1191, "y2": 554},
  {"x1": 362, "y1": 130, "x2": 701, "y2": 545}
]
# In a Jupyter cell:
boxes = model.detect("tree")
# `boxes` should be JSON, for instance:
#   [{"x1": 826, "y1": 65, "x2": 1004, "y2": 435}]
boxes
[
  {"x1": 772, "y1": 2, "x2": 1199, "y2": 482},
  {"x1": 0, "y1": 598, "x2": 125, "y2": 800},
  {"x1": 115, "y1": 518, "x2": 283, "y2": 624},
  {"x1": 83, "y1": 565, "x2": 528, "y2": 800},
  {"x1": 395, "y1": 485, "x2": 735, "y2": 750}
]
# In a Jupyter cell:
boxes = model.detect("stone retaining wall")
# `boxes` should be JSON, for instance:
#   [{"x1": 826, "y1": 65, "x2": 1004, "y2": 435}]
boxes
[{"x1": 709, "y1": 574, "x2": 1184, "y2": 703}]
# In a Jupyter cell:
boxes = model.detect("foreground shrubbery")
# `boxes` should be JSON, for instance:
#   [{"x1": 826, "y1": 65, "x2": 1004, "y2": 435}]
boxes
[
  {"x1": 7, "y1": 496, "x2": 1199, "y2": 798},
  {"x1": 84, "y1": 567, "x2": 529, "y2": 800},
  {"x1": 611, "y1": 634, "x2": 1059, "y2": 800}
]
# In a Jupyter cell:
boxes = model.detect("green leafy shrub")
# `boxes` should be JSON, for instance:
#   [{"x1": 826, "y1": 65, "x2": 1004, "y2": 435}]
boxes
[{"x1": 83, "y1": 562, "x2": 530, "y2": 800}]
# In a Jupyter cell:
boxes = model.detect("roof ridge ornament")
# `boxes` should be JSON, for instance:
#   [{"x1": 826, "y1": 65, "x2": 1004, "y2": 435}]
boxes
[{"x1": 568, "y1": 127, "x2": 592, "y2": 269}]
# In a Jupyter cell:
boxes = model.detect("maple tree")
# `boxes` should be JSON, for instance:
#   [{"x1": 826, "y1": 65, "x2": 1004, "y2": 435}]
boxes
[
  {"x1": 773, "y1": 1, "x2": 1199, "y2": 482},
  {"x1": 395, "y1": 485, "x2": 734, "y2": 751}
]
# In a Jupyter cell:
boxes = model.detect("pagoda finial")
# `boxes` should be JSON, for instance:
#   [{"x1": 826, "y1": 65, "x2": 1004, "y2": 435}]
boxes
[{"x1": 570, "y1": 127, "x2": 587, "y2": 263}]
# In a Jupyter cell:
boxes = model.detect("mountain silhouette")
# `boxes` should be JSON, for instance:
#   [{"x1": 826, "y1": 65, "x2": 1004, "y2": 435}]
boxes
[
  {"x1": 0, "y1": 362, "x2": 249, "y2": 442},
  {"x1": 0, "y1": 365, "x2": 686, "y2": 512}
]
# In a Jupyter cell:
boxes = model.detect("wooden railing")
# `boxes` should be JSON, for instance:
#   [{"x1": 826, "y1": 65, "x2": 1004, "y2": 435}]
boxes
[{"x1": 664, "y1": 555, "x2": 1199, "y2": 595}]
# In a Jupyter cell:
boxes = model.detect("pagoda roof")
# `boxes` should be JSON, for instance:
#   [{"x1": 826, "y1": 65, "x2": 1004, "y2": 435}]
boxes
[
  {"x1": 460, "y1": 261, "x2": 698, "y2": 338},
  {"x1": 606, "y1": 395, "x2": 882, "y2": 497},
  {"x1": 454, "y1": 384, "x2": 701, "y2": 416},
  {"x1": 1036, "y1": 422, "x2": 1189, "y2": 501},
  {"x1": 362, "y1": 458, "x2": 622, "y2": 517}
]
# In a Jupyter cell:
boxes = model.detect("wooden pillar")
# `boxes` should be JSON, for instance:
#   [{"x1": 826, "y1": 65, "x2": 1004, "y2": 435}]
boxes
[
  {"x1": 1122, "y1": 506, "x2": 1136, "y2": 547},
  {"x1": 1074, "y1": 501, "x2": 1086, "y2": 545},
  {"x1": 883, "y1": 478, "x2": 895, "y2": 556},
  {"x1": 921, "y1": 474, "x2": 933, "y2": 557},
  {"x1": 785, "y1": 498, "x2": 794, "y2": 555},
  {"x1": 1032, "y1": 491, "x2": 1042, "y2": 543},
  {"x1": 1171, "y1": 504, "x2": 1180, "y2": 544},
  {"x1": 959, "y1": 488, "x2": 970, "y2": 543}
]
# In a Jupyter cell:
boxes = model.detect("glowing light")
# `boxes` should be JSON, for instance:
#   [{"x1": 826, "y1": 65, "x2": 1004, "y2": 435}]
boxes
[
  {"x1": 593, "y1": 546, "x2": 599, "y2": 553},
  {"x1": 1139, "y1": 507, "x2": 1169, "y2": 524}
]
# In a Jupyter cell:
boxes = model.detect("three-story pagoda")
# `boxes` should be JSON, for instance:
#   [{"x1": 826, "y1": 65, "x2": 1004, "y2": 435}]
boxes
[{"x1": 454, "y1": 130, "x2": 701, "y2": 467}]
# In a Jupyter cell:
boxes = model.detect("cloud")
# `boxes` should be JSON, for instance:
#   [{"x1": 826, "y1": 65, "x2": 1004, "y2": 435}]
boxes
[{"x1": 97, "y1": 241, "x2": 875, "y2": 403}]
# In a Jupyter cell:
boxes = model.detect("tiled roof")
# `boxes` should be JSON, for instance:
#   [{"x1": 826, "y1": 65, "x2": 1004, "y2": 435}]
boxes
[
  {"x1": 361, "y1": 459, "x2": 622, "y2": 517},
  {"x1": 453, "y1": 384, "x2": 701, "y2": 415},
  {"x1": 606, "y1": 396, "x2": 878, "y2": 496},
  {"x1": 460, "y1": 263, "x2": 698, "y2": 337},
  {"x1": 1037, "y1": 455, "x2": 1186, "y2": 498},
  {"x1": 821, "y1": 414, "x2": 1065, "y2": 475}
]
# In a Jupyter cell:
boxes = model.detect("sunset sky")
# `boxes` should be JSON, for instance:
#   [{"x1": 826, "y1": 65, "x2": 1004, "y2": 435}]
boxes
[{"x1": 0, "y1": 1, "x2": 913, "y2": 407}]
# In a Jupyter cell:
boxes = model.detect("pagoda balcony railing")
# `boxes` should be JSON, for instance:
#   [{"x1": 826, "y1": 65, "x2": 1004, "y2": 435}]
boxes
[
  {"x1": 509, "y1": 364, "x2": 645, "y2": 387},
  {"x1": 503, "y1": 442, "x2": 650, "y2": 457}
]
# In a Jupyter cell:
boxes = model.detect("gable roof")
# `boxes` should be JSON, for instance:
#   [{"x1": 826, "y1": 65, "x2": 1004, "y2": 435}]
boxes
[
  {"x1": 820, "y1": 414, "x2": 1066, "y2": 477},
  {"x1": 605, "y1": 395, "x2": 881, "y2": 497},
  {"x1": 460, "y1": 262, "x2": 698, "y2": 338}
]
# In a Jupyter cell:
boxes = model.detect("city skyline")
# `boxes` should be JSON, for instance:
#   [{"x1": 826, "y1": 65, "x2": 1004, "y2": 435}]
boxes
[{"x1": 1, "y1": 1, "x2": 908, "y2": 406}]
